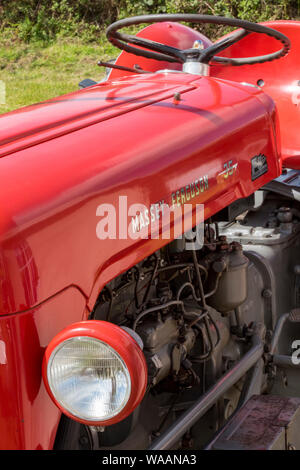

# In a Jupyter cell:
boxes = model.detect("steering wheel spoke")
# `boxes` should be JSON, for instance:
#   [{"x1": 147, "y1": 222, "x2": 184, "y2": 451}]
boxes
[
  {"x1": 200, "y1": 29, "x2": 250, "y2": 64},
  {"x1": 114, "y1": 32, "x2": 186, "y2": 63},
  {"x1": 110, "y1": 36, "x2": 180, "y2": 63}
]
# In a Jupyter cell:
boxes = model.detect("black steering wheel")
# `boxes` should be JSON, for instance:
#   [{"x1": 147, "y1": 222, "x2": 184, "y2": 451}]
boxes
[{"x1": 106, "y1": 14, "x2": 290, "y2": 66}]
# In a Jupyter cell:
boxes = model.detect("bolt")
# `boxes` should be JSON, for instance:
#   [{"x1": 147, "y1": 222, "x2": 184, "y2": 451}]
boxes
[
  {"x1": 265, "y1": 329, "x2": 273, "y2": 344},
  {"x1": 262, "y1": 288, "x2": 272, "y2": 299},
  {"x1": 173, "y1": 92, "x2": 181, "y2": 104},
  {"x1": 79, "y1": 435, "x2": 89, "y2": 447}
]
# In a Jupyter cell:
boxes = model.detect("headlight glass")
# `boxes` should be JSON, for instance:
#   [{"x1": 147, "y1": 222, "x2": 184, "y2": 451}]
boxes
[{"x1": 47, "y1": 336, "x2": 131, "y2": 421}]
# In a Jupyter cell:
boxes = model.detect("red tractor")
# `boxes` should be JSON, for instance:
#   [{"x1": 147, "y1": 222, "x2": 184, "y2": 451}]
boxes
[{"x1": 0, "y1": 14, "x2": 300, "y2": 450}]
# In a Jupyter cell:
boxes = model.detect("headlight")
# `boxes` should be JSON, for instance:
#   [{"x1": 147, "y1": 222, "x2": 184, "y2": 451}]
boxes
[{"x1": 42, "y1": 321, "x2": 147, "y2": 426}]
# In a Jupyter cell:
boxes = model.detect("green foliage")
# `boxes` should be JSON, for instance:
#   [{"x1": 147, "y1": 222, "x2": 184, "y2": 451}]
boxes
[
  {"x1": 0, "y1": 0, "x2": 119, "y2": 43},
  {"x1": 164, "y1": 0, "x2": 299, "y2": 36},
  {"x1": 122, "y1": 0, "x2": 168, "y2": 16},
  {"x1": 0, "y1": 0, "x2": 299, "y2": 43}
]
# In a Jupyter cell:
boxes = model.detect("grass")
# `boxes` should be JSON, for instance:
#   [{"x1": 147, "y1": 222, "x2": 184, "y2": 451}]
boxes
[{"x1": 0, "y1": 32, "x2": 117, "y2": 114}]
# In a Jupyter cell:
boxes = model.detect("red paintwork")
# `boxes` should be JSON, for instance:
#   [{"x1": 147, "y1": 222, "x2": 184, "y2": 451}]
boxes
[
  {"x1": 43, "y1": 320, "x2": 148, "y2": 426},
  {"x1": 209, "y1": 21, "x2": 300, "y2": 168},
  {"x1": 0, "y1": 74, "x2": 281, "y2": 316},
  {"x1": 0, "y1": 72, "x2": 280, "y2": 316},
  {"x1": 0, "y1": 287, "x2": 88, "y2": 450},
  {"x1": 0, "y1": 19, "x2": 289, "y2": 450}
]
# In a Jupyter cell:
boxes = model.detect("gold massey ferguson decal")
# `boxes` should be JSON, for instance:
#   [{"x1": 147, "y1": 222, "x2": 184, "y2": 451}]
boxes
[
  {"x1": 131, "y1": 200, "x2": 166, "y2": 234},
  {"x1": 171, "y1": 175, "x2": 209, "y2": 207},
  {"x1": 217, "y1": 160, "x2": 238, "y2": 184},
  {"x1": 131, "y1": 175, "x2": 209, "y2": 234}
]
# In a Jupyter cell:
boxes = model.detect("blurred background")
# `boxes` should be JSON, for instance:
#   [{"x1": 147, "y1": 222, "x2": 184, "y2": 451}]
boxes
[{"x1": 0, "y1": 0, "x2": 299, "y2": 113}]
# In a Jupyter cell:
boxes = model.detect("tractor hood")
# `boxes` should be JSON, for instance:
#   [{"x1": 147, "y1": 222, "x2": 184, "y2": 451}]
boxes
[
  {"x1": 0, "y1": 74, "x2": 196, "y2": 158},
  {"x1": 0, "y1": 72, "x2": 281, "y2": 315}
]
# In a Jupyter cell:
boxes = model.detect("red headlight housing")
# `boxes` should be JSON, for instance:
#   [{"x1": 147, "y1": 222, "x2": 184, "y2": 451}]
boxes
[{"x1": 42, "y1": 320, "x2": 147, "y2": 426}]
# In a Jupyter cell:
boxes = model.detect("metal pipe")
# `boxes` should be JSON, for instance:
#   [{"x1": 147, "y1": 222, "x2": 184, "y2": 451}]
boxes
[
  {"x1": 132, "y1": 300, "x2": 184, "y2": 331},
  {"x1": 234, "y1": 306, "x2": 243, "y2": 328},
  {"x1": 237, "y1": 358, "x2": 264, "y2": 407},
  {"x1": 148, "y1": 333, "x2": 263, "y2": 450},
  {"x1": 270, "y1": 313, "x2": 289, "y2": 355},
  {"x1": 273, "y1": 354, "x2": 300, "y2": 369}
]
